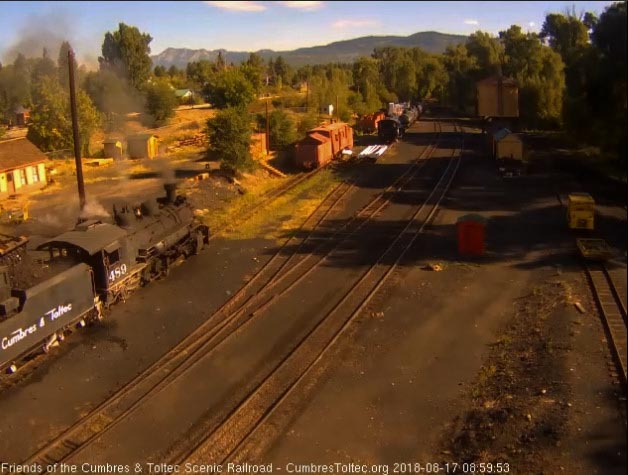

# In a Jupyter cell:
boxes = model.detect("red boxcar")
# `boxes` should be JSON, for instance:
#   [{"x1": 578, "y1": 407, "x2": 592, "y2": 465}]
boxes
[
  {"x1": 295, "y1": 122, "x2": 354, "y2": 170},
  {"x1": 294, "y1": 133, "x2": 333, "y2": 170},
  {"x1": 358, "y1": 111, "x2": 385, "y2": 134}
]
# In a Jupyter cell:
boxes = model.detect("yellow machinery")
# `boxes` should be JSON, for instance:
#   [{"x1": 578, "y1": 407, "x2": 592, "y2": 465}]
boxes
[{"x1": 567, "y1": 193, "x2": 595, "y2": 230}]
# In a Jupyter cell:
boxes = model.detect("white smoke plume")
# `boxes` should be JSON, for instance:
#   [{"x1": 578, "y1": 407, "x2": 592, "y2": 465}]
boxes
[{"x1": 80, "y1": 199, "x2": 111, "y2": 220}]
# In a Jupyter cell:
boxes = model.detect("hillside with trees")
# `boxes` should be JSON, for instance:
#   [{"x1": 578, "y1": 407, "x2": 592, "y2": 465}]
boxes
[
  {"x1": 0, "y1": 3, "x2": 625, "y2": 173},
  {"x1": 151, "y1": 31, "x2": 468, "y2": 69}
]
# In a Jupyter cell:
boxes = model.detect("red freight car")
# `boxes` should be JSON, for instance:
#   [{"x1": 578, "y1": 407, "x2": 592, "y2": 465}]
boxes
[
  {"x1": 308, "y1": 123, "x2": 353, "y2": 157},
  {"x1": 294, "y1": 133, "x2": 333, "y2": 170},
  {"x1": 295, "y1": 122, "x2": 354, "y2": 170},
  {"x1": 358, "y1": 111, "x2": 385, "y2": 134}
]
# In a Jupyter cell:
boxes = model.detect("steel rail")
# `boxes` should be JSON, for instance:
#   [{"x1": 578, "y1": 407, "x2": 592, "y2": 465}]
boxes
[
  {"x1": 26, "y1": 122, "x2": 443, "y2": 466},
  {"x1": 173, "y1": 124, "x2": 463, "y2": 464},
  {"x1": 586, "y1": 263, "x2": 627, "y2": 387}
]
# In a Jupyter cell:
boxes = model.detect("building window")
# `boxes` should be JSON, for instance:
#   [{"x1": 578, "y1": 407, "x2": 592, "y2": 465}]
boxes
[
  {"x1": 31, "y1": 166, "x2": 40, "y2": 183},
  {"x1": 19, "y1": 169, "x2": 27, "y2": 186}
]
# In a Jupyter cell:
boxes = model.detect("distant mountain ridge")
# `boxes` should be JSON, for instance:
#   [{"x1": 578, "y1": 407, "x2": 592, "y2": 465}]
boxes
[{"x1": 151, "y1": 31, "x2": 467, "y2": 69}]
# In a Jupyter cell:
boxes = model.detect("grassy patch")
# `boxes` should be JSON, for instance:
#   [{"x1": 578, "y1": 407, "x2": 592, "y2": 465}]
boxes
[{"x1": 204, "y1": 168, "x2": 342, "y2": 241}]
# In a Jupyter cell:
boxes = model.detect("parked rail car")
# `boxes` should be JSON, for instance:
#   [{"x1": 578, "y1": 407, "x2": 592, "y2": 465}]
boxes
[
  {"x1": 358, "y1": 111, "x2": 386, "y2": 134},
  {"x1": 0, "y1": 183, "x2": 209, "y2": 371},
  {"x1": 295, "y1": 122, "x2": 354, "y2": 170}
]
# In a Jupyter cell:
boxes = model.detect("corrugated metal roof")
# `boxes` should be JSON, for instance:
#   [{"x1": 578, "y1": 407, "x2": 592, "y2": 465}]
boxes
[
  {"x1": 0, "y1": 138, "x2": 48, "y2": 172},
  {"x1": 37, "y1": 223, "x2": 127, "y2": 256}
]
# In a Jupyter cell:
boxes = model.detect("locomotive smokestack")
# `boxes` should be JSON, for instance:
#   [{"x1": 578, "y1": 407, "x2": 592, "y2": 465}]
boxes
[{"x1": 164, "y1": 183, "x2": 177, "y2": 204}]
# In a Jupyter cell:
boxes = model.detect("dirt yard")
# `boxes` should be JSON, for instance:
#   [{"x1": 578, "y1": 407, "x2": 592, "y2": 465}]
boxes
[{"x1": 0, "y1": 117, "x2": 624, "y2": 473}]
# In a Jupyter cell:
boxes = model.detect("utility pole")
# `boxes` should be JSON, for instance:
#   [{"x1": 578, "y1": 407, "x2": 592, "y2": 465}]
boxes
[
  {"x1": 305, "y1": 81, "x2": 309, "y2": 112},
  {"x1": 335, "y1": 94, "x2": 339, "y2": 123},
  {"x1": 265, "y1": 99, "x2": 270, "y2": 155},
  {"x1": 68, "y1": 49, "x2": 86, "y2": 212}
]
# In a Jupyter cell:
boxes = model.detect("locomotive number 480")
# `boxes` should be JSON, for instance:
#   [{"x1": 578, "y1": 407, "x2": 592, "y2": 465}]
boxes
[{"x1": 108, "y1": 264, "x2": 128, "y2": 283}]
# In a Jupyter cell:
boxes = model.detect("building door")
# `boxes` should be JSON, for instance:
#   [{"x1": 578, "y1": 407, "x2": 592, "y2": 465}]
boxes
[{"x1": 6, "y1": 173, "x2": 16, "y2": 194}]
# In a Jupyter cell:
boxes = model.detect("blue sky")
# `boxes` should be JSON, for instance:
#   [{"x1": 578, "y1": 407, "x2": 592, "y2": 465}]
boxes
[{"x1": 0, "y1": 1, "x2": 616, "y2": 66}]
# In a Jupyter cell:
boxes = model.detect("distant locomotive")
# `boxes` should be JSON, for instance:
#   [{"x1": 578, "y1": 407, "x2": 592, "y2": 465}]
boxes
[
  {"x1": 378, "y1": 103, "x2": 421, "y2": 143},
  {"x1": 0, "y1": 183, "x2": 209, "y2": 371},
  {"x1": 377, "y1": 117, "x2": 402, "y2": 143},
  {"x1": 399, "y1": 106, "x2": 419, "y2": 131}
]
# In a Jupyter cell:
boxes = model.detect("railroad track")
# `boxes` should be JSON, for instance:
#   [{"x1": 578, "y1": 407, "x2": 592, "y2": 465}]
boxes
[
  {"x1": 585, "y1": 263, "x2": 627, "y2": 387},
  {"x1": 163, "y1": 122, "x2": 463, "y2": 464},
  {"x1": 23, "y1": 121, "x2": 446, "y2": 466},
  {"x1": 22, "y1": 178, "x2": 353, "y2": 467}
]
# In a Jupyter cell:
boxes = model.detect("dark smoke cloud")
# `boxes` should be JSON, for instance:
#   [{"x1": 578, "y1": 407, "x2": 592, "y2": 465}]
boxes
[{"x1": 1, "y1": 9, "x2": 74, "y2": 62}]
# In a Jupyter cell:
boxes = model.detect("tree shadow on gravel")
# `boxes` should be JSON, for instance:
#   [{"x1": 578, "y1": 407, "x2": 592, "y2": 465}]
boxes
[{"x1": 260, "y1": 149, "x2": 626, "y2": 272}]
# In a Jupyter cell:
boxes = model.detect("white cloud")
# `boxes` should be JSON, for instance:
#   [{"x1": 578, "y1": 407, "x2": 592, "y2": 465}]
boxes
[
  {"x1": 333, "y1": 19, "x2": 379, "y2": 29},
  {"x1": 205, "y1": 1, "x2": 266, "y2": 12},
  {"x1": 464, "y1": 19, "x2": 479, "y2": 26},
  {"x1": 528, "y1": 21, "x2": 536, "y2": 27},
  {"x1": 280, "y1": 1, "x2": 323, "y2": 10}
]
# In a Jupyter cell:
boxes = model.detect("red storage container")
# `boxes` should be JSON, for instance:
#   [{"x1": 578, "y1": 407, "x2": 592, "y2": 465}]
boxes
[{"x1": 457, "y1": 214, "x2": 488, "y2": 255}]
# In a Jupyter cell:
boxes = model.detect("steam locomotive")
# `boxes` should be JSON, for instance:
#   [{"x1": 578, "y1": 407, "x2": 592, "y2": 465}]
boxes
[
  {"x1": 378, "y1": 103, "x2": 421, "y2": 143},
  {"x1": 0, "y1": 183, "x2": 209, "y2": 371}
]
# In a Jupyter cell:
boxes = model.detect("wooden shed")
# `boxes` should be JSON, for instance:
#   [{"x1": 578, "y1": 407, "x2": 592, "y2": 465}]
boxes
[
  {"x1": 295, "y1": 133, "x2": 333, "y2": 170},
  {"x1": 0, "y1": 138, "x2": 47, "y2": 198},
  {"x1": 127, "y1": 134, "x2": 158, "y2": 159},
  {"x1": 490, "y1": 128, "x2": 523, "y2": 160},
  {"x1": 477, "y1": 75, "x2": 519, "y2": 118},
  {"x1": 103, "y1": 138, "x2": 123, "y2": 160}
]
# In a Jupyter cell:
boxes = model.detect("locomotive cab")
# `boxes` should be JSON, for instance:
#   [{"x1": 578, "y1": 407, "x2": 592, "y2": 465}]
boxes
[{"x1": 36, "y1": 221, "x2": 133, "y2": 304}]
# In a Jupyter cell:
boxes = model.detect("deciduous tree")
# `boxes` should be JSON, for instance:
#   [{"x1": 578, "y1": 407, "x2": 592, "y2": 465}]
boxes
[
  {"x1": 206, "y1": 107, "x2": 254, "y2": 173},
  {"x1": 203, "y1": 68, "x2": 255, "y2": 109},
  {"x1": 145, "y1": 79, "x2": 177, "y2": 126},
  {"x1": 27, "y1": 76, "x2": 100, "y2": 154},
  {"x1": 99, "y1": 23, "x2": 153, "y2": 89}
]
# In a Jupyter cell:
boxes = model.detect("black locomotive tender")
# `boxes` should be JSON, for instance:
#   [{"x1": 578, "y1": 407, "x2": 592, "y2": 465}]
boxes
[
  {"x1": 0, "y1": 183, "x2": 209, "y2": 371},
  {"x1": 377, "y1": 103, "x2": 421, "y2": 143}
]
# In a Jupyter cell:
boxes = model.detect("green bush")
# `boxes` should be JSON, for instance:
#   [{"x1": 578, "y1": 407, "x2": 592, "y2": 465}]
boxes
[{"x1": 206, "y1": 107, "x2": 255, "y2": 173}]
